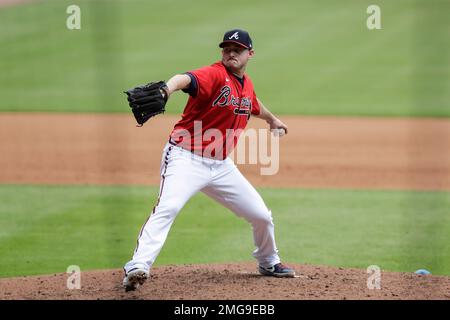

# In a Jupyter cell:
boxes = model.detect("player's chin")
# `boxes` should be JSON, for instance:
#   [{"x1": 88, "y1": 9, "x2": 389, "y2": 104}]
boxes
[
  {"x1": 223, "y1": 60, "x2": 231, "y2": 67},
  {"x1": 224, "y1": 60, "x2": 240, "y2": 71}
]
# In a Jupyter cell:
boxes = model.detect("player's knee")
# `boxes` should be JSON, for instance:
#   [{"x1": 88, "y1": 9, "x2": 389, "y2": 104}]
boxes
[{"x1": 250, "y1": 210, "x2": 273, "y2": 226}]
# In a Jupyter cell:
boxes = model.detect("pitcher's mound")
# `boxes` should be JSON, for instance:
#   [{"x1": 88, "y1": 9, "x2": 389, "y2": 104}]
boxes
[{"x1": 1, "y1": 263, "x2": 449, "y2": 300}]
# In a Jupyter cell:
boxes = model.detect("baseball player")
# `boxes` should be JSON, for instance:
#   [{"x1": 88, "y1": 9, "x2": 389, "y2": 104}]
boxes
[{"x1": 123, "y1": 29, "x2": 295, "y2": 291}]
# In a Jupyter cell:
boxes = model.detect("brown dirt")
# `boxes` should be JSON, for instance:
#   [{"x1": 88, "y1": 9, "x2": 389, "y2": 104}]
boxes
[
  {"x1": 0, "y1": 113, "x2": 449, "y2": 190},
  {"x1": 0, "y1": 263, "x2": 449, "y2": 300},
  {"x1": 0, "y1": 0, "x2": 33, "y2": 8}
]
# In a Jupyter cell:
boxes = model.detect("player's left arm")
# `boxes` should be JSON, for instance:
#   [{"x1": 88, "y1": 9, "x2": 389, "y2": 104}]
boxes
[{"x1": 253, "y1": 97, "x2": 288, "y2": 135}]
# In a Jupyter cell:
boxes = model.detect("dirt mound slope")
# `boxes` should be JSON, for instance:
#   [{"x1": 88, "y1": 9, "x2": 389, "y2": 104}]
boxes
[{"x1": 1, "y1": 263, "x2": 449, "y2": 300}]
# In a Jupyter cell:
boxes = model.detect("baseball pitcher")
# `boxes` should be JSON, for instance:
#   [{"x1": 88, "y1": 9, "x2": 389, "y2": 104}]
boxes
[{"x1": 123, "y1": 29, "x2": 294, "y2": 291}]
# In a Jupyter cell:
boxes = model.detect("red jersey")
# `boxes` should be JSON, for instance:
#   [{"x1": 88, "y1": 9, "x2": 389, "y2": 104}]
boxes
[{"x1": 170, "y1": 61, "x2": 260, "y2": 160}]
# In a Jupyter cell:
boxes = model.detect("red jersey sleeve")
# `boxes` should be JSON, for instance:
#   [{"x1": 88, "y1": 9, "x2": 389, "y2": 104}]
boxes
[
  {"x1": 251, "y1": 90, "x2": 261, "y2": 115},
  {"x1": 187, "y1": 64, "x2": 222, "y2": 100}
]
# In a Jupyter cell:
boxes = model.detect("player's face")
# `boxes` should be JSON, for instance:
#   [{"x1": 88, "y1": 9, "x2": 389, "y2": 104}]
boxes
[{"x1": 221, "y1": 44, "x2": 254, "y2": 74}]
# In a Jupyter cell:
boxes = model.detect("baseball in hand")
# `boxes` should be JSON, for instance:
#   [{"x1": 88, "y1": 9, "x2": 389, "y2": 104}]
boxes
[{"x1": 272, "y1": 128, "x2": 286, "y2": 137}]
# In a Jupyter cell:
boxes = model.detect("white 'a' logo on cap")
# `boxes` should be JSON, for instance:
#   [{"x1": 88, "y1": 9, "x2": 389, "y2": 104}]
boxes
[{"x1": 229, "y1": 32, "x2": 239, "y2": 40}]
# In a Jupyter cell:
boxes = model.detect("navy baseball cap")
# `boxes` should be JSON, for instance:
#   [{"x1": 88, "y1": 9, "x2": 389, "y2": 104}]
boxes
[{"x1": 219, "y1": 29, "x2": 253, "y2": 49}]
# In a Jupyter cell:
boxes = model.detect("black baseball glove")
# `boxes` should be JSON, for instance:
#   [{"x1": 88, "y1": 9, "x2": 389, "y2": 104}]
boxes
[{"x1": 124, "y1": 81, "x2": 169, "y2": 126}]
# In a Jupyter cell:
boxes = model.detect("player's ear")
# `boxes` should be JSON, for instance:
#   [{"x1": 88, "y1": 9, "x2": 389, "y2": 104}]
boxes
[{"x1": 248, "y1": 49, "x2": 255, "y2": 58}]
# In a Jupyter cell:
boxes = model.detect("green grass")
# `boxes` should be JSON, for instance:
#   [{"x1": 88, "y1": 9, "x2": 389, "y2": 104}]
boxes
[
  {"x1": 0, "y1": 0, "x2": 449, "y2": 116},
  {"x1": 0, "y1": 185, "x2": 449, "y2": 277}
]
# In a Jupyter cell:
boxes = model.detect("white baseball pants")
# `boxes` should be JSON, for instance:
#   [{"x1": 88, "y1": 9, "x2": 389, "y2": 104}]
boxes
[{"x1": 124, "y1": 142, "x2": 281, "y2": 273}]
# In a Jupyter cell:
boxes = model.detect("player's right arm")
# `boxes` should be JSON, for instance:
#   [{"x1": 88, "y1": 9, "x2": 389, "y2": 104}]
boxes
[
  {"x1": 165, "y1": 74, "x2": 192, "y2": 98},
  {"x1": 254, "y1": 97, "x2": 288, "y2": 134}
]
